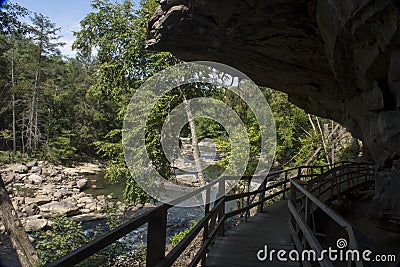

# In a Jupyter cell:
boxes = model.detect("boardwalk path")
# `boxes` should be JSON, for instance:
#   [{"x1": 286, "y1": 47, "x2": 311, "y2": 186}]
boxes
[{"x1": 206, "y1": 200, "x2": 298, "y2": 267}]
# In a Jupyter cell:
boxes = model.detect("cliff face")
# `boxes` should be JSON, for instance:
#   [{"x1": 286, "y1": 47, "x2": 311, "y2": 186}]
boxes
[{"x1": 147, "y1": 0, "x2": 400, "y2": 230}]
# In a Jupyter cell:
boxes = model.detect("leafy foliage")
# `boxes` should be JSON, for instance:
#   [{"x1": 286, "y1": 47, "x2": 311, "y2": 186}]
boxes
[
  {"x1": 0, "y1": 0, "x2": 360, "y2": 205},
  {"x1": 0, "y1": 2, "x2": 363, "y2": 267},
  {"x1": 169, "y1": 220, "x2": 198, "y2": 247},
  {"x1": 73, "y1": 0, "x2": 178, "y2": 203},
  {"x1": 34, "y1": 215, "x2": 88, "y2": 264}
]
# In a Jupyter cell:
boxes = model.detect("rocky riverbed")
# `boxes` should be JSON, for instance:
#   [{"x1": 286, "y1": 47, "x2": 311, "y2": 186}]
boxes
[
  {"x1": 0, "y1": 161, "x2": 155, "y2": 235},
  {"x1": 0, "y1": 160, "x2": 206, "y2": 266}
]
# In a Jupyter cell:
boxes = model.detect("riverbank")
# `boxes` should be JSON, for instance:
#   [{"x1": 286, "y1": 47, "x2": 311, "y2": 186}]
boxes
[
  {"x1": 0, "y1": 160, "x2": 207, "y2": 266},
  {"x1": 0, "y1": 161, "x2": 155, "y2": 234}
]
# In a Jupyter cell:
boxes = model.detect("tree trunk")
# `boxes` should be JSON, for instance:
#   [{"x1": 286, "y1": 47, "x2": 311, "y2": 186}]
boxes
[
  {"x1": 34, "y1": 94, "x2": 39, "y2": 151},
  {"x1": 27, "y1": 92, "x2": 35, "y2": 154},
  {"x1": 315, "y1": 116, "x2": 331, "y2": 166},
  {"x1": 0, "y1": 174, "x2": 40, "y2": 267},
  {"x1": 21, "y1": 114, "x2": 25, "y2": 157},
  {"x1": 11, "y1": 43, "x2": 16, "y2": 156},
  {"x1": 12, "y1": 93, "x2": 16, "y2": 155},
  {"x1": 305, "y1": 123, "x2": 341, "y2": 166},
  {"x1": 29, "y1": 21, "x2": 44, "y2": 154},
  {"x1": 180, "y1": 93, "x2": 206, "y2": 186},
  {"x1": 30, "y1": 67, "x2": 40, "y2": 153}
]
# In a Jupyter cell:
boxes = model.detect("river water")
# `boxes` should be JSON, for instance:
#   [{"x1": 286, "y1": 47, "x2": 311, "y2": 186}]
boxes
[
  {"x1": 0, "y1": 143, "x2": 226, "y2": 266},
  {"x1": 83, "y1": 172, "x2": 124, "y2": 200},
  {"x1": 78, "y1": 142, "x2": 225, "y2": 258},
  {"x1": 79, "y1": 179, "x2": 216, "y2": 258}
]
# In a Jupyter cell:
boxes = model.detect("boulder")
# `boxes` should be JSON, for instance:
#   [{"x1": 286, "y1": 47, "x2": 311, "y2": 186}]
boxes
[
  {"x1": 52, "y1": 176, "x2": 62, "y2": 182},
  {"x1": 80, "y1": 209, "x2": 91, "y2": 214},
  {"x1": 48, "y1": 169, "x2": 60, "y2": 177},
  {"x1": 39, "y1": 200, "x2": 80, "y2": 216},
  {"x1": 25, "y1": 161, "x2": 37, "y2": 168},
  {"x1": 13, "y1": 196, "x2": 24, "y2": 206},
  {"x1": 13, "y1": 182, "x2": 24, "y2": 188},
  {"x1": 14, "y1": 174, "x2": 25, "y2": 182},
  {"x1": 40, "y1": 184, "x2": 56, "y2": 195},
  {"x1": 25, "y1": 195, "x2": 52, "y2": 206},
  {"x1": 12, "y1": 164, "x2": 28, "y2": 174},
  {"x1": 54, "y1": 189, "x2": 73, "y2": 199},
  {"x1": 22, "y1": 204, "x2": 38, "y2": 217},
  {"x1": 25, "y1": 218, "x2": 48, "y2": 232},
  {"x1": 66, "y1": 181, "x2": 76, "y2": 189},
  {"x1": 107, "y1": 194, "x2": 116, "y2": 199},
  {"x1": 76, "y1": 192, "x2": 86, "y2": 198},
  {"x1": 30, "y1": 166, "x2": 42, "y2": 174},
  {"x1": 26, "y1": 174, "x2": 44, "y2": 185},
  {"x1": 2, "y1": 173, "x2": 15, "y2": 185},
  {"x1": 11, "y1": 200, "x2": 21, "y2": 211},
  {"x1": 78, "y1": 196, "x2": 96, "y2": 204},
  {"x1": 75, "y1": 163, "x2": 101, "y2": 175},
  {"x1": 76, "y1": 179, "x2": 88, "y2": 189},
  {"x1": 127, "y1": 205, "x2": 140, "y2": 213},
  {"x1": 23, "y1": 183, "x2": 37, "y2": 190},
  {"x1": 144, "y1": 203, "x2": 157, "y2": 208},
  {"x1": 72, "y1": 213, "x2": 105, "y2": 222},
  {"x1": 85, "y1": 203, "x2": 96, "y2": 212},
  {"x1": 96, "y1": 195, "x2": 106, "y2": 201}
]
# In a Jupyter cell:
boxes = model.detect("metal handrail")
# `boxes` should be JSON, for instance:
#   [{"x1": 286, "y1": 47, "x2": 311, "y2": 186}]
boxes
[
  {"x1": 46, "y1": 161, "x2": 372, "y2": 267},
  {"x1": 288, "y1": 162, "x2": 375, "y2": 267},
  {"x1": 161, "y1": 162, "x2": 356, "y2": 266}
]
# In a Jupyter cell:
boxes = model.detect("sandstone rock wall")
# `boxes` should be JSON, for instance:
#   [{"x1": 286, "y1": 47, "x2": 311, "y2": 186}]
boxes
[{"x1": 147, "y1": 0, "x2": 400, "y2": 229}]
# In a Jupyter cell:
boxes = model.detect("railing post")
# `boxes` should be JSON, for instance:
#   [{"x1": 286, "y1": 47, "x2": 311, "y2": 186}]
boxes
[
  {"x1": 218, "y1": 178, "x2": 225, "y2": 199},
  {"x1": 146, "y1": 205, "x2": 168, "y2": 267},
  {"x1": 218, "y1": 180, "x2": 225, "y2": 236},
  {"x1": 258, "y1": 179, "x2": 266, "y2": 212},
  {"x1": 245, "y1": 178, "x2": 251, "y2": 222},
  {"x1": 282, "y1": 171, "x2": 288, "y2": 200},
  {"x1": 201, "y1": 187, "x2": 211, "y2": 267},
  {"x1": 331, "y1": 170, "x2": 336, "y2": 202},
  {"x1": 290, "y1": 179, "x2": 297, "y2": 232},
  {"x1": 204, "y1": 187, "x2": 211, "y2": 214}
]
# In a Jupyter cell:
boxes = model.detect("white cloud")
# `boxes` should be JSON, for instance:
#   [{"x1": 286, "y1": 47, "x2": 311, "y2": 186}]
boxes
[{"x1": 58, "y1": 22, "x2": 80, "y2": 57}]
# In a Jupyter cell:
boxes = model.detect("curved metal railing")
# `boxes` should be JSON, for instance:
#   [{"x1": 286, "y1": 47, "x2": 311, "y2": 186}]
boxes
[
  {"x1": 288, "y1": 162, "x2": 375, "y2": 267},
  {"x1": 45, "y1": 161, "x2": 374, "y2": 267}
]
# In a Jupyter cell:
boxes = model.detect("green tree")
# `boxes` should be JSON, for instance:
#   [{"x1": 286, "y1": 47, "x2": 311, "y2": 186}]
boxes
[
  {"x1": 74, "y1": 0, "x2": 177, "y2": 203},
  {"x1": 0, "y1": 3, "x2": 29, "y2": 157},
  {"x1": 25, "y1": 13, "x2": 64, "y2": 154},
  {"x1": 34, "y1": 215, "x2": 88, "y2": 264}
]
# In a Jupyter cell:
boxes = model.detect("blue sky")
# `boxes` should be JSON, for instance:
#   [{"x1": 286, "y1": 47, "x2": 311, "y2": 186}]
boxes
[{"x1": 8, "y1": 0, "x2": 140, "y2": 57}]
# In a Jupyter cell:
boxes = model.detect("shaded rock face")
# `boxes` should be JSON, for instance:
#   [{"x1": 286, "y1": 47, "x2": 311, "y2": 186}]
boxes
[
  {"x1": 370, "y1": 169, "x2": 400, "y2": 232},
  {"x1": 147, "y1": 0, "x2": 400, "y2": 229}
]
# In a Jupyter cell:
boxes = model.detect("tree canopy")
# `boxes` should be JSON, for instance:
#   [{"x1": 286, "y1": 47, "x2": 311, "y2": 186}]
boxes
[{"x1": 0, "y1": 0, "x2": 359, "y2": 204}]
